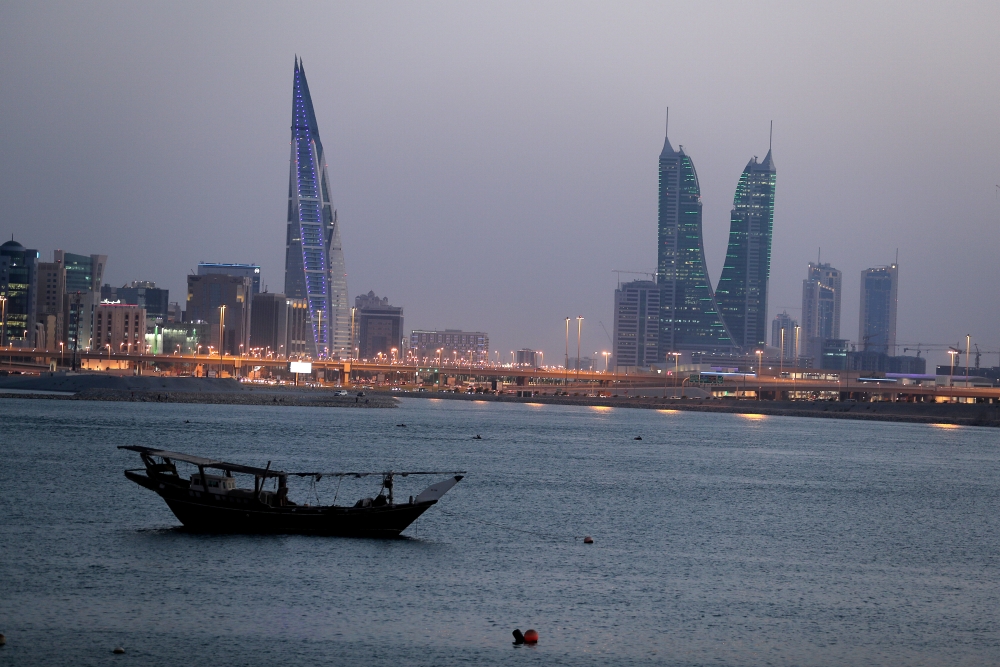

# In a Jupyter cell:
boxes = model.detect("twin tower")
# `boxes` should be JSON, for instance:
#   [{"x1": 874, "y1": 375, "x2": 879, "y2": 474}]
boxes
[{"x1": 657, "y1": 117, "x2": 776, "y2": 356}]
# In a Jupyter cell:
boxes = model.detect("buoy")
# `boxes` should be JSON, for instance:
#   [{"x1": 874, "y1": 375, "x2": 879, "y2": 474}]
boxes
[
  {"x1": 473, "y1": 434, "x2": 482, "y2": 439},
  {"x1": 512, "y1": 628, "x2": 525, "y2": 644},
  {"x1": 523, "y1": 629, "x2": 539, "y2": 644},
  {"x1": 583, "y1": 535, "x2": 594, "y2": 544},
  {"x1": 113, "y1": 647, "x2": 125, "y2": 654},
  {"x1": 0, "y1": 633, "x2": 6, "y2": 645},
  {"x1": 634, "y1": 436, "x2": 642, "y2": 440}
]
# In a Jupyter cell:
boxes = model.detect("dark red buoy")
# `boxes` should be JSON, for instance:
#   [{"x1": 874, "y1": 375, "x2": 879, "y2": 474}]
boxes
[
  {"x1": 523, "y1": 629, "x2": 539, "y2": 644},
  {"x1": 583, "y1": 535, "x2": 594, "y2": 544}
]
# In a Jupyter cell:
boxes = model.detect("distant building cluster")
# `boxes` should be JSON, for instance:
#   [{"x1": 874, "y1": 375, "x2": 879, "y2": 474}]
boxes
[
  {"x1": 607, "y1": 113, "x2": 923, "y2": 376},
  {"x1": 0, "y1": 61, "x2": 493, "y2": 366}
]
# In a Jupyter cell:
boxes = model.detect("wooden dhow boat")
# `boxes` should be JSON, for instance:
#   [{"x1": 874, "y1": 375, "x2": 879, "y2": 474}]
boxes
[{"x1": 119, "y1": 445, "x2": 464, "y2": 537}]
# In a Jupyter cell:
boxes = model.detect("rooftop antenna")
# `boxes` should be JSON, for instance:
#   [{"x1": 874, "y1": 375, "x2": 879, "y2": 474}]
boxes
[
  {"x1": 665, "y1": 107, "x2": 669, "y2": 136},
  {"x1": 895, "y1": 248, "x2": 899, "y2": 265},
  {"x1": 818, "y1": 247, "x2": 821, "y2": 264},
  {"x1": 769, "y1": 120, "x2": 773, "y2": 151}
]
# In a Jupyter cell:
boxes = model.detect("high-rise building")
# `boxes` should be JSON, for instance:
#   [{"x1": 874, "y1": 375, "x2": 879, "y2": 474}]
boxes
[
  {"x1": 715, "y1": 147, "x2": 777, "y2": 349},
  {"x1": 409, "y1": 329, "x2": 489, "y2": 365},
  {"x1": 283, "y1": 58, "x2": 350, "y2": 359},
  {"x1": 860, "y1": 263, "x2": 898, "y2": 354},
  {"x1": 185, "y1": 274, "x2": 252, "y2": 356},
  {"x1": 771, "y1": 311, "x2": 797, "y2": 362},
  {"x1": 35, "y1": 260, "x2": 65, "y2": 350},
  {"x1": 101, "y1": 281, "x2": 170, "y2": 318},
  {"x1": 800, "y1": 261, "x2": 842, "y2": 368},
  {"x1": 354, "y1": 291, "x2": 403, "y2": 361},
  {"x1": 801, "y1": 262, "x2": 842, "y2": 342},
  {"x1": 0, "y1": 239, "x2": 39, "y2": 347},
  {"x1": 55, "y1": 250, "x2": 106, "y2": 351},
  {"x1": 612, "y1": 279, "x2": 661, "y2": 370},
  {"x1": 656, "y1": 117, "x2": 733, "y2": 354},
  {"x1": 197, "y1": 264, "x2": 261, "y2": 296}
]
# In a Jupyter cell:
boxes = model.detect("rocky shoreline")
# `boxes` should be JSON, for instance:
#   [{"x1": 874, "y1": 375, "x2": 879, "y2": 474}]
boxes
[
  {"x1": 405, "y1": 391, "x2": 1000, "y2": 427},
  {"x1": 0, "y1": 374, "x2": 396, "y2": 408}
]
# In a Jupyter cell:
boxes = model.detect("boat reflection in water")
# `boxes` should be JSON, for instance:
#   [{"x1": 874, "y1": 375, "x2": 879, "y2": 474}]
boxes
[{"x1": 119, "y1": 446, "x2": 464, "y2": 538}]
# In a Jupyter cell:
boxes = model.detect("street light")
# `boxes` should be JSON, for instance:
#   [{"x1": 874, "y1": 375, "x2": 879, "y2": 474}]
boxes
[
  {"x1": 576, "y1": 316, "x2": 584, "y2": 380},
  {"x1": 0, "y1": 294, "x2": 6, "y2": 348},
  {"x1": 602, "y1": 351, "x2": 610, "y2": 372},
  {"x1": 756, "y1": 350, "x2": 763, "y2": 400}
]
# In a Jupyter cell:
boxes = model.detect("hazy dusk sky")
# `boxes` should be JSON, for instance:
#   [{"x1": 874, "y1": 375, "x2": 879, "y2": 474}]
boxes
[{"x1": 2, "y1": 2, "x2": 998, "y2": 367}]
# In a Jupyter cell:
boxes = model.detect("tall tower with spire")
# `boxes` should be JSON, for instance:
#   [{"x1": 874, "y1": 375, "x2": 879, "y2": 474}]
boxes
[
  {"x1": 657, "y1": 113, "x2": 733, "y2": 354},
  {"x1": 715, "y1": 131, "x2": 777, "y2": 350},
  {"x1": 284, "y1": 57, "x2": 350, "y2": 358}
]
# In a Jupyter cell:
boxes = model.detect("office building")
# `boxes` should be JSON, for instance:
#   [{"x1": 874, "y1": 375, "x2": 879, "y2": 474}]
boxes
[
  {"x1": 35, "y1": 260, "x2": 66, "y2": 350},
  {"x1": 250, "y1": 292, "x2": 290, "y2": 356},
  {"x1": 185, "y1": 274, "x2": 252, "y2": 355},
  {"x1": 197, "y1": 264, "x2": 261, "y2": 296},
  {"x1": 656, "y1": 117, "x2": 733, "y2": 354},
  {"x1": 0, "y1": 238, "x2": 39, "y2": 347},
  {"x1": 283, "y1": 58, "x2": 350, "y2": 359},
  {"x1": 516, "y1": 349, "x2": 538, "y2": 367},
  {"x1": 101, "y1": 281, "x2": 170, "y2": 318},
  {"x1": 819, "y1": 338, "x2": 849, "y2": 371},
  {"x1": 800, "y1": 261, "x2": 842, "y2": 368},
  {"x1": 354, "y1": 291, "x2": 403, "y2": 361},
  {"x1": 247, "y1": 293, "x2": 309, "y2": 358},
  {"x1": 55, "y1": 250, "x2": 106, "y2": 351},
  {"x1": 771, "y1": 311, "x2": 797, "y2": 362},
  {"x1": 410, "y1": 329, "x2": 489, "y2": 365},
  {"x1": 715, "y1": 146, "x2": 777, "y2": 349},
  {"x1": 802, "y1": 262, "x2": 841, "y2": 341},
  {"x1": 94, "y1": 303, "x2": 146, "y2": 353},
  {"x1": 613, "y1": 279, "x2": 661, "y2": 370},
  {"x1": 860, "y1": 263, "x2": 898, "y2": 354}
]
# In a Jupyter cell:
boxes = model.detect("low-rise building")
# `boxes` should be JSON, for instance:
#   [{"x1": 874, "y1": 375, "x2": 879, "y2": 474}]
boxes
[
  {"x1": 410, "y1": 329, "x2": 489, "y2": 365},
  {"x1": 94, "y1": 302, "x2": 146, "y2": 353},
  {"x1": 354, "y1": 291, "x2": 403, "y2": 361}
]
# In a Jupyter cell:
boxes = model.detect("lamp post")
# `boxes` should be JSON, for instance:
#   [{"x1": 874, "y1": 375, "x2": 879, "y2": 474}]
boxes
[
  {"x1": 602, "y1": 351, "x2": 610, "y2": 372},
  {"x1": 576, "y1": 316, "x2": 583, "y2": 381},
  {"x1": 60, "y1": 342, "x2": 64, "y2": 367},
  {"x1": 0, "y1": 294, "x2": 6, "y2": 348},
  {"x1": 966, "y1": 334, "x2": 971, "y2": 388},
  {"x1": 756, "y1": 349, "x2": 763, "y2": 400},
  {"x1": 218, "y1": 305, "x2": 226, "y2": 376},
  {"x1": 948, "y1": 348, "x2": 959, "y2": 396},
  {"x1": 564, "y1": 317, "x2": 570, "y2": 385}
]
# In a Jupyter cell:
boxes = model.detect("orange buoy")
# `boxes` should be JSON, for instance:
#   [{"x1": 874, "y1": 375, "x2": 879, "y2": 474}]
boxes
[
  {"x1": 523, "y1": 629, "x2": 539, "y2": 644},
  {"x1": 583, "y1": 535, "x2": 594, "y2": 544}
]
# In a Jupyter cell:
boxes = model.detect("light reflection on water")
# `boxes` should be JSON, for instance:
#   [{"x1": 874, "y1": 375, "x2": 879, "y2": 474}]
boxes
[{"x1": 1, "y1": 396, "x2": 998, "y2": 666}]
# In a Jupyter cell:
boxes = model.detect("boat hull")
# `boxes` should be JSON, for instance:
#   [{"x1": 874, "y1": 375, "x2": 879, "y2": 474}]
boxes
[{"x1": 125, "y1": 471, "x2": 436, "y2": 537}]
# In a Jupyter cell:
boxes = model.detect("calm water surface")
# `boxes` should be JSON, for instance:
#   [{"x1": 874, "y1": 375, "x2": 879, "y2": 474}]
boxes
[{"x1": 1, "y1": 397, "x2": 999, "y2": 666}]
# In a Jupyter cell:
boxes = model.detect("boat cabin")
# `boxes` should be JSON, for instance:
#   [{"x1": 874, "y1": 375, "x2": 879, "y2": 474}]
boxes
[{"x1": 190, "y1": 473, "x2": 237, "y2": 493}]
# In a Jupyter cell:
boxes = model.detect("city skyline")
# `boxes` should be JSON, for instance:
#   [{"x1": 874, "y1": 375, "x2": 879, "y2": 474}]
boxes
[{"x1": 2, "y1": 4, "x2": 999, "y2": 368}]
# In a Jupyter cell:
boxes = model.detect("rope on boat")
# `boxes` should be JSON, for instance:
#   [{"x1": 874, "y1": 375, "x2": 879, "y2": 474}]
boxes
[{"x1": 437, "y1": 509, "x2": 589, "y2": 542}]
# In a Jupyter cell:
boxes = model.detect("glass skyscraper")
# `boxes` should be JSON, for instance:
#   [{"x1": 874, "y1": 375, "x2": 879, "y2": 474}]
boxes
[
  {"x1": 283, "y1": 57, "x2": 350, "y2": 359},
  {"x1": 657, "y1": 124, "x2": 733, "y2": 354},
  {"x1": 715, "y1": 149, "x2": 776, "y2": 350},
  {"x1": 859, "y1": 263, "x2": 898, "y2": 354}
]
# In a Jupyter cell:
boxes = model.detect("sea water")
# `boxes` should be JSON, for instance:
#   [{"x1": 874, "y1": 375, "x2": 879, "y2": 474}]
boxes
[{"x1": 1, "y1": 397, "x2": 999, "y2": 666}]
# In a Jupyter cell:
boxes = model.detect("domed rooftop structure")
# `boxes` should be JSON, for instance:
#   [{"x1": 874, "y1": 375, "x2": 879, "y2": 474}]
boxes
[{"x1": 1, "y1": 238, "x2": 25, "y2": 253}]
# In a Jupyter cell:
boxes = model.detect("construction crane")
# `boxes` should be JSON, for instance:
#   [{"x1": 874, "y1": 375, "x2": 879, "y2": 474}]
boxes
[{"x1": 612, "y1": 270, "x2": 656, "y2": 288}]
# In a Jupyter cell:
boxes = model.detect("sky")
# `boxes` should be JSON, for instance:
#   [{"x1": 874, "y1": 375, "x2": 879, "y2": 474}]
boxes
[{"x1": 1, "y1": 1, "x2": 999, "y2": 369}]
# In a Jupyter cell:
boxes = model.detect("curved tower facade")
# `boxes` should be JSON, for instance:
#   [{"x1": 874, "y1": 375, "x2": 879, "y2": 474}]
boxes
[
  {"x1": 283, "y1": 58, "x2": 351, "y2": 359},
  {"x1": 715, "y1": 149, "x2": 776, "y2": 350},
  {"x1": 656, "y1": 126, "x2": 733, "y2": 354}
]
